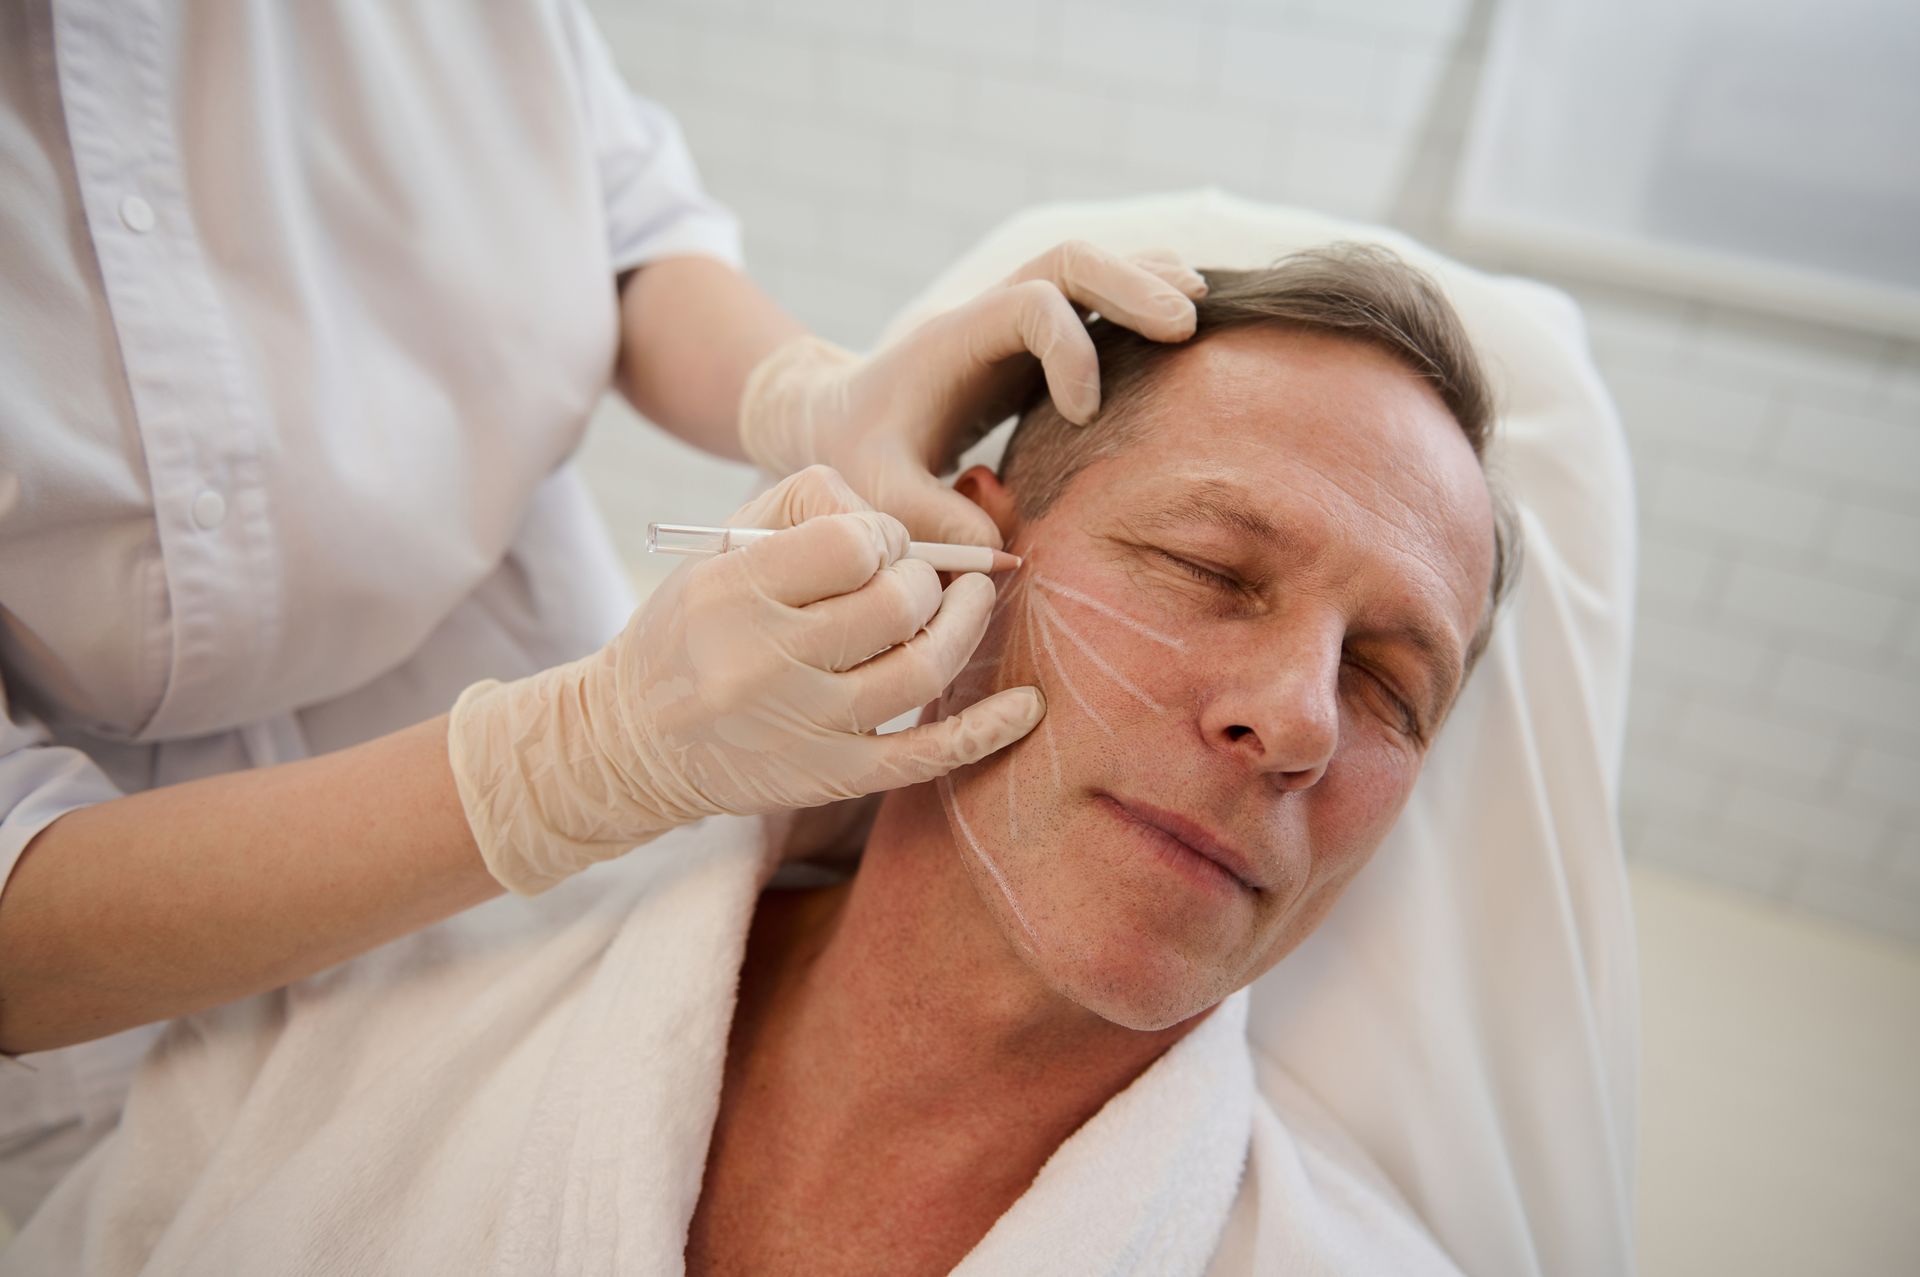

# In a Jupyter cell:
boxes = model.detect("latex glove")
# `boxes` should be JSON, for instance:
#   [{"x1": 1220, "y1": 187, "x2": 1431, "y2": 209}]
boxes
[
  {"x1": 738, "y1": 241, "x2": 1208, "y2": 547},
  {"x1": 448, "y1": 466, "x2": 1044, "y2": 895}
]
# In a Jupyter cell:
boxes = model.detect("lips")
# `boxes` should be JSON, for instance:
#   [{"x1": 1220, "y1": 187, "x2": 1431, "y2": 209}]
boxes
[{"x1": 1098, "y1": 794, "x2": 1263, "y2": 892}]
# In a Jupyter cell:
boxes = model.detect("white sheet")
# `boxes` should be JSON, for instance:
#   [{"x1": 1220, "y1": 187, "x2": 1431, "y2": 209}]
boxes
[{"x1": 881, "y1": 190, "x2": 1639, "y2": 1277}]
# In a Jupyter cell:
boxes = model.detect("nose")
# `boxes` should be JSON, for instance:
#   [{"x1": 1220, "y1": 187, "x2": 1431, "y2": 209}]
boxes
[{"x1": 1199, "y1": 624, "x2": 1341, "y2": 790}]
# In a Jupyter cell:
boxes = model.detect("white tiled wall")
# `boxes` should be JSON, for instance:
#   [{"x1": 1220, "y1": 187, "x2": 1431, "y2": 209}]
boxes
[{"x1": 579, "y1": 0, "x2": 1920, "y2": 942}]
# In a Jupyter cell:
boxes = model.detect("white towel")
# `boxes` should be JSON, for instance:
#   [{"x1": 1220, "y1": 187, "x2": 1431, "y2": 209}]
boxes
[{"x1": 5, "y1": 811, "x2": 1459, "y2": 1275}]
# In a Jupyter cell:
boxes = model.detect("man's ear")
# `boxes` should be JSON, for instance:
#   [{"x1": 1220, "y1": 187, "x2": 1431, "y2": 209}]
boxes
[{"x1": 953, "y1": 465, "x2": 1021, "y2": 546}]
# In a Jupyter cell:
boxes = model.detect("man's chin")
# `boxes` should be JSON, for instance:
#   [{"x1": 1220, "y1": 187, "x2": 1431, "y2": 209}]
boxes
[
  {"x1": 1059, "y1": 959, "x2": 1237, "y2": 1034},
  {"x1": 937, "y1": 777, "x2": 1253, "y2": 1031},
  {"x1": 1003, "y1": 907, "x2": 1243, "y2": 1034}
]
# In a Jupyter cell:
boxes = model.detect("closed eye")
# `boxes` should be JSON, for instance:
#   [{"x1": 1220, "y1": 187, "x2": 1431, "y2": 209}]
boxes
[
  {"x1": 1345, "y1": 657, "x2": 1421, "y2": 738},
  {"x1": 1156, "y1": 550, "x2": 1244, "y2": 593},
  {"x1": 1156, "y1": 547, "x2": 1422, "y2": 738}
]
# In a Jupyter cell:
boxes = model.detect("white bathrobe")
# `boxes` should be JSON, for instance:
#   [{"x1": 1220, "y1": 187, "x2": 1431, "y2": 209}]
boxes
[{"x1": 4, "y1": 812, "x2": 1460, "y2": 1277}]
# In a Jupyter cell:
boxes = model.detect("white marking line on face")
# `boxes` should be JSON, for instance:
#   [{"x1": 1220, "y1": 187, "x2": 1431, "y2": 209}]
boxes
[
  {"x1": 1030, "y1": 591, "x2": 1165, "y2": 713},
  {"x1": 1005, "y1": 601, "x2": 1028, "y2": 841},
  {"x1": 945, "y1": 569, "x2": 1030, "y2": 684},
  {"x1": 1021, "y1": 599, "x2": 1066, "y2": 792},
  {"x1": 1030, "y1": 592, "x2": 1115, "y2": 738},
  {"x1": 1033, "y1": 574, "x2": 1187, "y2": 651},
  {"x1": 938, "y1": 772, "x2": 1040, "y2": 953},
  {"x1": 987, "y1": 569, "x2": 1031, "y2": 625}
]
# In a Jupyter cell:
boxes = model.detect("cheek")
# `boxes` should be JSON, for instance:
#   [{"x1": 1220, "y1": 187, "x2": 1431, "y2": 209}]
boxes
[
  {"x1": 943, "y1": 549, "x2": 1186, "y2": 761},
  {"x1": 1308, "y1": 725, "x2": 1422, "y2": 868},
  {"x1": 934, "y1": 555, "x2": 1239, "y2": 1017},
  {"x1": 1229, "y1": 737, "x2": 1420, "y2": 984}
]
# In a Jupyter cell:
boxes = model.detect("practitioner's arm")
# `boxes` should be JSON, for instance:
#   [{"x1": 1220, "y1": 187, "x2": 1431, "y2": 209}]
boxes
[
  {"x1": 613, "y1": 255, "x2": 805, "y2": 463},
  {"x1": 0, "y1": 715, "x2": 497, "y2": 1054}
]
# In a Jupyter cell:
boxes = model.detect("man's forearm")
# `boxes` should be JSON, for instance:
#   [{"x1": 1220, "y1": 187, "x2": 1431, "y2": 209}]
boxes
[
  {"x1": 615, "y1": 255, "x2": 807, "y2": 462},
  {"x1": 0, "y1": 715, "x2": 502, "y2": 1054}
]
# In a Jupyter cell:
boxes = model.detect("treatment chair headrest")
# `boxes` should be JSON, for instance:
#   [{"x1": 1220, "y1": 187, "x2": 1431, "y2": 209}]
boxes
[{"x1": 885, "y1": 188, "x2": 1639, "y2": 1277}]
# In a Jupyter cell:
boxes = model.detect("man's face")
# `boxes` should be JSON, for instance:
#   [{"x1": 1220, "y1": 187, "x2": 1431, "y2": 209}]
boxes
[{"x1": 935, "y1": 325, "x2": 1497, "y2": 1032}]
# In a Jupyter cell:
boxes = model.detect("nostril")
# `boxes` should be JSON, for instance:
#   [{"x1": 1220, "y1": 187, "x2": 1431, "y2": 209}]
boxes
[{"x1": 1225, "y1": 725, "x2": 1255, "y2": 742}]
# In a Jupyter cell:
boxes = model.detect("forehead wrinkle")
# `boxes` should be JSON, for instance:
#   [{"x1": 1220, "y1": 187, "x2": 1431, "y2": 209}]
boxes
[
  {"x1": 1280, "y1": 438, "x2": 1480, "y2": 613},
  {"x1": 1135, "y1": 472, "x2": 1461, "y2": 618},
  {"x1": 1130, "y1": 478, "x2": 1290, "y2": 549}
]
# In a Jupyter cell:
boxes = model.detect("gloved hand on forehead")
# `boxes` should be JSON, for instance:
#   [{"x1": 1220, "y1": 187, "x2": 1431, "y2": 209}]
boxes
[
  {"x1": 448, "y1": 465, "x2": 1044, "y2": 896},
  {"x1": 739, "y1": 241, "x2": 1207, "y2": 548}
]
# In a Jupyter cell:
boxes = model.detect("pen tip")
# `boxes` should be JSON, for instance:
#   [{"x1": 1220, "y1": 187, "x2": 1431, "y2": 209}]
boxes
[{"x1": 989, "y1": 550, "x2": 1022, "y2": 573}]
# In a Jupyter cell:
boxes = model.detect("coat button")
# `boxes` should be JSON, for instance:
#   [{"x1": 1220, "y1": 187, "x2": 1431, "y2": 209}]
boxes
[
  {"x1": 192, "y1": 489, "x2": 227, "y2": 529},
  {"x1": 119, "y1": 195, "x2": 156, "y2": 233}
]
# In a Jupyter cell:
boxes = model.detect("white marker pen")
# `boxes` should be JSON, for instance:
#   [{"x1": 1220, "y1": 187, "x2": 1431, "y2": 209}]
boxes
[{"x1": 647, "y1": 523, "x2": 1021, "y2": 574}]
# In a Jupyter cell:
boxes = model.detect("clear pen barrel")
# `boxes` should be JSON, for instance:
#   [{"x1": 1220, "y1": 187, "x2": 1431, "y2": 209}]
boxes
[{"x1": 646, "y1": 523, "x2": 733, "y2": 557}]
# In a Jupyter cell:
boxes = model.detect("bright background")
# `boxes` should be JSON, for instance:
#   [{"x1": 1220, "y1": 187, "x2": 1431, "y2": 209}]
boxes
[
  {"x1": 568, "y1": 1, "x2": 1920, "y2": 1272},
  {"x1": 581, "y1": 0, "x2": 1920, "y2": 944}
]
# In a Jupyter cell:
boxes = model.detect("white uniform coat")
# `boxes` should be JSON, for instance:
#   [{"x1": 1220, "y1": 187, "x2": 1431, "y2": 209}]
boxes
[{"x1": 0, "y1": 0, "x2": 740, "y2": 1197}]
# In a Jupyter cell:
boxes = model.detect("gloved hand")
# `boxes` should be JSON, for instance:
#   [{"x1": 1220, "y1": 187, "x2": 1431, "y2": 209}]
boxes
[
  {"x1": 448, "y1": 466, "x2": 1043, "y2": 895},
  {"x1": 738, "y1": 241, "x2": 1207, "y2": 547}
]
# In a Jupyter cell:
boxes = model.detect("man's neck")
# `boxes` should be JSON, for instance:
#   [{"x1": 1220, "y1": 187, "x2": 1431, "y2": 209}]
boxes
[{"x1": 735, "y1": 782, "x2": 1210, "y2": 1173}]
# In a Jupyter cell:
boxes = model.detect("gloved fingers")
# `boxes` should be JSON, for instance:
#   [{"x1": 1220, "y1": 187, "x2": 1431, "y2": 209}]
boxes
[
  {"x1": 905, "y1": 277, "x2": 1099, "y2": 426},
  {"x1": 846, "y1": 570, "x2": 998, "y2": 730},
  {"x1": 854, "y1": 451, "x2": 1007, "y2": 548},
  {"x1": 787, "y1": 556, "x2": 943, "y2": 672},
  {"x1": 1003, "y1": 239, "x2": 1199, "y2": 345},
  {"x1": 1125, "y1": 247, "x2": 1210, "y2": 301},
  {"x1": 860, "y1": 685, "x2": 1047, "y2": 789},
  {"x1": 1005, "y1": 277, "x2": 1102, "y2": 424},
  {"x1": 731, "y1": 506, "x2": 910, "y2": 607},
  {"x1": 724, "y1": 463, "x2": 871, "y2": 532}
]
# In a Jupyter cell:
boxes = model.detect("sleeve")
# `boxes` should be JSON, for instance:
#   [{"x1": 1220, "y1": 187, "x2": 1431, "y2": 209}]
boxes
[
  {"x1": 556, "y1": 0, "x2": 745, "y2": 276},
  {"x1": 0, "y1": 666, "x2": 122, "y2": 902}
]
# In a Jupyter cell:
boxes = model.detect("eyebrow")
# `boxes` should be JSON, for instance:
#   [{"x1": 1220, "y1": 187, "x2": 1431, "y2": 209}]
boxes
[
  {"x1": 1133, "y1": 480, "x2": 1466, "y2": 724},
  {"x1": 1134, "y1": 481, "x2": 1289, "y2": 548}
]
